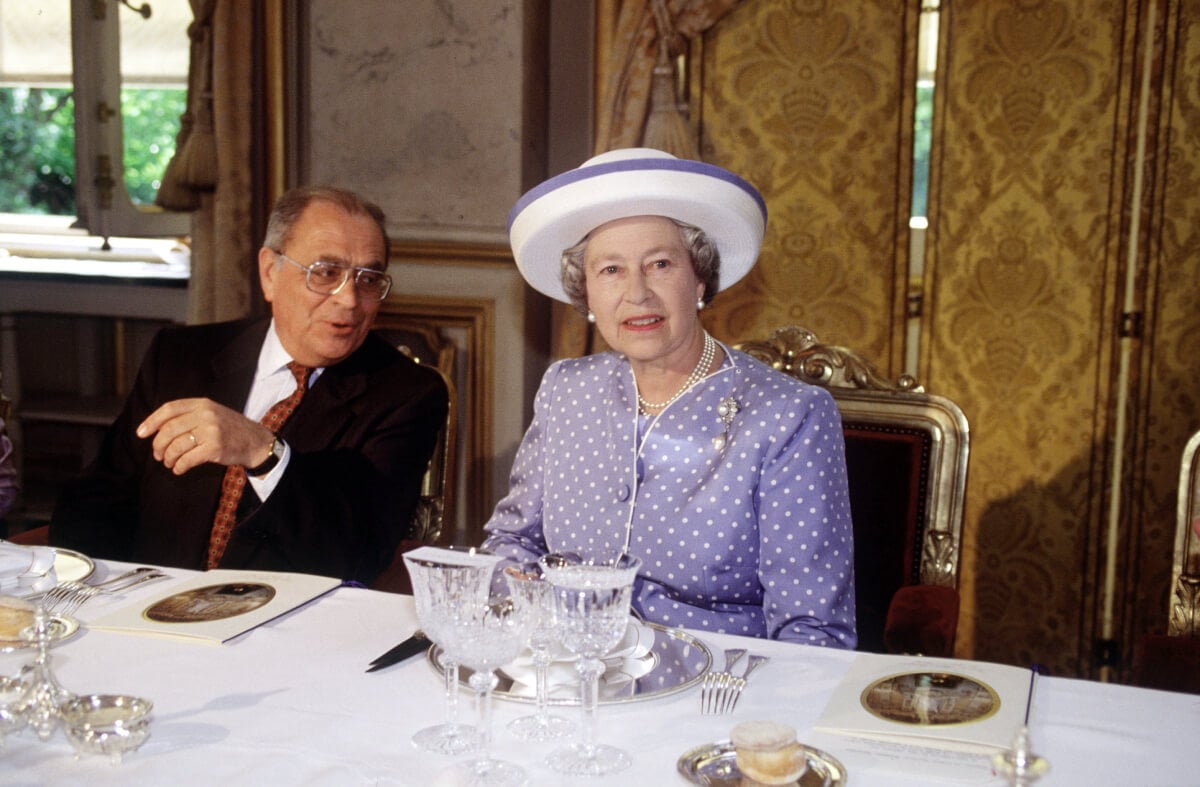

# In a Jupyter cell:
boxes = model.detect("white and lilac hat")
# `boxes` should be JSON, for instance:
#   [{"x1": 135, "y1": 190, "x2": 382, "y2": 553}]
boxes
[{"x1": 506, "y1": 148, "x2": 767, "y2": 304}]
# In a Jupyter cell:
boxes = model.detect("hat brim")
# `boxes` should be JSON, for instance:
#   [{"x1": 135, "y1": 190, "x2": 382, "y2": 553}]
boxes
[{"x1": 507, "y1": 153, "x2": 767, "y2": 304}]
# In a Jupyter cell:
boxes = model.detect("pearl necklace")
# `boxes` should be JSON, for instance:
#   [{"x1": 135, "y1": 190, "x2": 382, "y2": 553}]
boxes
[{"x1": 637, "y1": 332, "x2": 716, "y2": 413}]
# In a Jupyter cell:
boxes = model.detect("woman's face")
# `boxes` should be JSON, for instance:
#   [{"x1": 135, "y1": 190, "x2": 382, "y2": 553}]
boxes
[{"x1": 583, "y1": 215, "x2": 705, "y2": 367}]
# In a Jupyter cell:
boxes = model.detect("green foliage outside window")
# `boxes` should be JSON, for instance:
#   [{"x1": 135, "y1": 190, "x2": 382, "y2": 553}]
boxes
[
  {"x1": 0, "y1": 86, "x2": 185, "y2": 216},
  {"x1": 0, "y1": 87, "x2": 75, "y2": 215},
  {"x1": 911, "y1": 83, "x2": 934, "y2": 220}
]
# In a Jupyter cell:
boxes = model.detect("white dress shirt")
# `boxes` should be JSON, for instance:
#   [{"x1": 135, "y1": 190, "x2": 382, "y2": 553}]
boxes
[{"x1": 243, "y1": 320, "x2": 324, "y2": 501}]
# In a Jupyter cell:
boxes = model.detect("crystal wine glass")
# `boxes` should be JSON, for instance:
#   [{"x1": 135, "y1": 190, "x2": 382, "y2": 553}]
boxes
[
  {"x1": 436, "y1": 594, "x2": 535, "y2": 786},
  {"x1": 539, "y1": 553, "x2": 642, "y2": 777},
  {"x1": 402, "y1": 548, "x2": 499, "y2": 755},
  {"x1": 502, "y1": 563, "x2": 574, "y2": 741}
]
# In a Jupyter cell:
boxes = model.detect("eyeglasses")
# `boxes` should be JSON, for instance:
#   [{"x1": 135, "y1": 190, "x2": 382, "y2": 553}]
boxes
[{"x1": 274, "y1": 251, "x2": 393, "y2": 302}]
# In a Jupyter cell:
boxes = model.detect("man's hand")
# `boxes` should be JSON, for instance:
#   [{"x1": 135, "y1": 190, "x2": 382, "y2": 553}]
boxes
[{"x1": 136, "y1": 398, "x2": 275, "y2": 476}]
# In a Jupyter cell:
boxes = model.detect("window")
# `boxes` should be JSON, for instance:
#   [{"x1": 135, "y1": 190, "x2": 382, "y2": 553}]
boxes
[{"x1": 0, "y1": 0, "x2": 191, "y2": 248}]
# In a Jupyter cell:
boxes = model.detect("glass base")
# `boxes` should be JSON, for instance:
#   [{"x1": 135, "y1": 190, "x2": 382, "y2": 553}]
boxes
[
  {"x1": 440, "y1": 757, "x2": 528, "y2": 787},
  {"x1": 507, "y1": 711, "x2": 574, "y2": 742},
  {"x1": 411, "y1": 722, "x2": 478, "y2": 756},
  {"x1": 546, "y1": 741, "x2": 632, "y2": 777}
]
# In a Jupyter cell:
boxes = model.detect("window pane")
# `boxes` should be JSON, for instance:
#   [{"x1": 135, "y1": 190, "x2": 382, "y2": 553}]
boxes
[
  {"x1": 122, "y1": 87, "x2": 186, "y2": 205},
  {"x1": 0, "y1": 1, "x2": 74, "y2": 217},
  {"x1": 0, "y1": 86, "x2": 76, "y2": 216},
  {"x1": 119, "y1": 2, "x2": 189, "y2": 206}
]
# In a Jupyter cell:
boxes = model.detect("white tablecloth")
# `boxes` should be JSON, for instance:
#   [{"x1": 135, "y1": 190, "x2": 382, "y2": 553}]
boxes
[{"x1": 3, "y1": 561, "x2": 1196, "y2": 786}]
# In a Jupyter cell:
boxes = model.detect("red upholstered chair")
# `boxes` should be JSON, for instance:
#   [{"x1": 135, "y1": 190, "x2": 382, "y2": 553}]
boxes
[
  {"x1": 1132, "y1": 429, "x2": 1200, "y2": 694},
  {"x1": 736, "y1": 326, "x2": 969, "y2": 656}
]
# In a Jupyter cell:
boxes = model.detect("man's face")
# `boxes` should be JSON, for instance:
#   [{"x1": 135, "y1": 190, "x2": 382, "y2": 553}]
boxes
[{"x1": 259, "y1": 201, "x2": 387, "y2": 367}]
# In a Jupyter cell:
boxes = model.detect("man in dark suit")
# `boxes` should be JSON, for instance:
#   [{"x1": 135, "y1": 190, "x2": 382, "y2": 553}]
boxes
[{"x1": 50, "y1": 186, "x2": 447, "y2": 584}]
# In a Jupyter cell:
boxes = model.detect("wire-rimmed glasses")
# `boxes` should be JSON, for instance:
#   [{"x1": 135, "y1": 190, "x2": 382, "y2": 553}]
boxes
[
  {"x1": 540, "y1": 553, "x2": 642, "y2": 777},
  {"x1": 274, "y1": 251, "x2": 393, "y2": 301}
]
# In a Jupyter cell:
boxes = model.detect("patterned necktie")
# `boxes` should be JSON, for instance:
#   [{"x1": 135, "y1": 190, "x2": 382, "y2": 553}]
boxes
[{"x1": 206, "y1": 361, "x2": 312, "y2": 569}]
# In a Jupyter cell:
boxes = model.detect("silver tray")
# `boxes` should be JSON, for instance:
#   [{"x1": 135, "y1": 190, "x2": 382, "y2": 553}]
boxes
[
  {"x1": 677, "y1": 740, "x2": 848, "y2": 786},
  {"x1": 428, "y1": 620, "x2": 713, "y2": 705}
]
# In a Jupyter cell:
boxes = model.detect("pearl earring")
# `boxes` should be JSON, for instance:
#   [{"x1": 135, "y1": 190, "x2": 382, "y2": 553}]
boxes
[
  {"x1": 587, "y1": 311, "x2": 596, "y2": 324},
  {"x1": 696, "y1": 298, "x2": 705, "y2": 310}
]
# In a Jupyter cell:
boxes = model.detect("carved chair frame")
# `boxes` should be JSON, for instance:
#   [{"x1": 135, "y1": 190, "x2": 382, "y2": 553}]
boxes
[
  {"x1": 735, "y1": 325, "x2": 969, "y2": 589},
  {"x1": 1169, "y1": 429, "x2": 1200, "y2": 637}
]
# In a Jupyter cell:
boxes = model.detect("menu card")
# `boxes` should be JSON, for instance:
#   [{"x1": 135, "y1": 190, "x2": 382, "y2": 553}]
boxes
[
  {"x1": 813, "y1": 651, "x2": 1035, "y2": 755},
  {"x1": 88, "y1": 569, "x2": 341, "y2": 644}
]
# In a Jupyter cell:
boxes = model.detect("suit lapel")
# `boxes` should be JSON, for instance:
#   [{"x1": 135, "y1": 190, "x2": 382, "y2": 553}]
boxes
[
  {"x1": 208, "y1": 321, "x2": 268, "y2": 411},
  {"x1": 279, "y1": 338, "x2": 374, "y2": 451}
]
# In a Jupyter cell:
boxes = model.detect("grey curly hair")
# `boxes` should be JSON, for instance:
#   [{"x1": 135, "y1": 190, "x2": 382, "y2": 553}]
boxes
[{"x1": 558, "y1": 218, "x2": 721, "y2": 315}]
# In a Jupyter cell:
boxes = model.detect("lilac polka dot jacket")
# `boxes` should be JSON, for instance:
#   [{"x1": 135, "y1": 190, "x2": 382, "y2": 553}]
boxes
[{"x1": 482, "y1": 341, "x2": 857, "y2": 648}]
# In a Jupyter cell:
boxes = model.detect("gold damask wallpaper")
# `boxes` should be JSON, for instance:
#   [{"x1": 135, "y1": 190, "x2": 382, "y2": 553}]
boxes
[
  {"x1": 1130, "y1": 0, "x2": 1200, "y2": 665},
  {"x1": 674, "y1": 0, "x2": 1200, "y2": 680},
  {"x1": 927, "y1": 0, "x2": 1130, "y2": 677},
  {"x1": 696, "y1": 0, "x2": 918, "y2": 373}
]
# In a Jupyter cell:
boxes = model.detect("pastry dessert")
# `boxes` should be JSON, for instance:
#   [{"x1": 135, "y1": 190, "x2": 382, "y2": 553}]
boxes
[
  {"x1": 731, "y1": 719, "x2": 808, "y2": 785},
  {"x1": 0, "y1": 596, "x2": 35, "y2": 641}
]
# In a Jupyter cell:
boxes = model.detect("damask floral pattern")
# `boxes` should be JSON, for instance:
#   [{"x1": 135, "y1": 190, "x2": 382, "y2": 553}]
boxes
[
  {"x1": 698, "y1": 0, "x2": 917, "y2": 373},
  {"x1": 684, "y1": 0, "x2": 1200, "y2": 680}
]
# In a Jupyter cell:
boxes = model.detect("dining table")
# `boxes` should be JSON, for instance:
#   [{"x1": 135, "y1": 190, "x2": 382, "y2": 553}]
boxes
[{"x1": 2, "y1": 558, "x2": 1196, "y2": 786}]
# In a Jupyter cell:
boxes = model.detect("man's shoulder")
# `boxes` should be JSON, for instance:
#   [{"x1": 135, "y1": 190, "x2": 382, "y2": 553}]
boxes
[
  {"x1": 153, "y1": 318, "x2": 264, "y2": 350},
  {"x1": 342, "y1": 332, "x2": 445, "y2": 389}
]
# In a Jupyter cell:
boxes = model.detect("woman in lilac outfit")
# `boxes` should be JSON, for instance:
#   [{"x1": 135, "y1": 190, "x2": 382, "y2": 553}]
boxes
[{"x1": 483, "y1": 149, "x2": 856, "y2": 647}]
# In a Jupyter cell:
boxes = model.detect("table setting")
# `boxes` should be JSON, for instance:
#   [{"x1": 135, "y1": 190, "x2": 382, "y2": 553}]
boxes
[{"x1": 0, "y1": 541, "x2": 1196, "y2": 785}]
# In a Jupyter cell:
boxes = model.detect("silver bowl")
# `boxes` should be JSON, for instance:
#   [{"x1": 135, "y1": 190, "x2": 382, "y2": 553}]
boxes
[
  {"x1": 0, "y1": 673, "x2": 32, "y2": 744},
  {"x1": 58, "y1": 693, "x2": 153, "y2": 764}
]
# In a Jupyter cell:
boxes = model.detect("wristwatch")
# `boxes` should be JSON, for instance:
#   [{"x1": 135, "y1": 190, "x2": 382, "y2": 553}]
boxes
[{"x1": 246, "y1": 435, "x2": 285, "y2": 477}]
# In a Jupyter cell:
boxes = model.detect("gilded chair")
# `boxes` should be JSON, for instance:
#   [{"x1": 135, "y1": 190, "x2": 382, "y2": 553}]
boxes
[
  {"x1": 735, "y1": 326, "x2": 970, "y2": 655},
  {"x1": 368, "y1": 322, "x2": 458, "y2": 593},
  {"x1": 1132, "y1": 429, "x2": 1200, "y2": 693}
]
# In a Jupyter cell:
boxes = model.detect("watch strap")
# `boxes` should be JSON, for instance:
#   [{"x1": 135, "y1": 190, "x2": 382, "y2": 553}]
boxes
[{"x1": 246, "y1": 435, "x2": 283, "y2": 477}]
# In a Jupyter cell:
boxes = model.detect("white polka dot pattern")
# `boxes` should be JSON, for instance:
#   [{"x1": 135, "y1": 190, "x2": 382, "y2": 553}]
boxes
[{"x1": 482, "y1": 344, "x2": 857, "y2": 648}]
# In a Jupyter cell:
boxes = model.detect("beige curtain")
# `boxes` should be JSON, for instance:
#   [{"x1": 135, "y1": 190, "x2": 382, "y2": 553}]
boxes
[
  {"x1": 156, "y1": 0, "x2": 257, "y2": 325},
  {"x1": 552, "y1": 0, "x2": 746, "y2": 360}
]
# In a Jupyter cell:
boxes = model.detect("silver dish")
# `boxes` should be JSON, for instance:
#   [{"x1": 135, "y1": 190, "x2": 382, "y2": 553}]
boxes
[
  {"x1": 428, "y1": 620, "x2": 713, "y2": 705},
  {"x1": 53, "y1": 548, "x2": 96, "y2": 584},
  {"x1": 59, "y1": 693, "x2": 153, "y2": 765},
  {"x1": 0, "y1": 612, "x2": 81, "y2": 652},
  {"x1": 677, "y1": 740, "x2": 848, "y2": 786}
]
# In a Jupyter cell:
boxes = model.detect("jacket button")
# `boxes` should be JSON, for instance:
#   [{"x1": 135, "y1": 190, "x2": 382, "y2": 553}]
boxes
[{"x1": 616, "y1": 484, "x2": 631, "y2": 502}]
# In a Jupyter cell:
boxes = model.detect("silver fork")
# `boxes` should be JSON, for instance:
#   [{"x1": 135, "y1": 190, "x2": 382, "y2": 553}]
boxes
[
  {"x1": 44, "y1": 568, "x2": 168, "y2": 616},
  {"x1": 701, "y1": 648, "x2": 746, "y2": 714},
  {"x1": 719, "y1": 654, "x2": 770, "y2": 714},
  {"x1": 38, "y1": 566, "x2": 159, "y2": 609},
  {"x1": 37, "y1": 566, "x2": 158, "y2": 609}
]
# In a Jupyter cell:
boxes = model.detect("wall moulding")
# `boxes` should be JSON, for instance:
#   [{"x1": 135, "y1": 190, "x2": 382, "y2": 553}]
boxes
[{"x1": 375, "y1": 290, "x2": 496, "y2": 546}]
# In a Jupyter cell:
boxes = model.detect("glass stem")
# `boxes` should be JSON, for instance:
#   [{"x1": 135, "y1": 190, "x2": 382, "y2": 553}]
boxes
[
  {"x1": 469, "y1": 670, "x2": 498, "y2": 767},
  {"x1": 443, "y1": 658, "x2": 460, "y2": 728},
  {"x1": 577, "y1": 657, "x2": 603, "y2": 757},
  {"x1": 533, "y1": 646, "x2": 551, "y2": 721}
]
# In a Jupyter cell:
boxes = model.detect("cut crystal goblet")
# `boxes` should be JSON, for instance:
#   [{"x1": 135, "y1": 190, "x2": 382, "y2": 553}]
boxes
[
  {"x1": 540, "y1": 553, "x2": 642, "y2": 777},
  {"x1": 402, "y1": 548, "x2": 498, "y2": 756},
  {"x1": 503, "y1": 563, "x2": 574, "y2": 741}
]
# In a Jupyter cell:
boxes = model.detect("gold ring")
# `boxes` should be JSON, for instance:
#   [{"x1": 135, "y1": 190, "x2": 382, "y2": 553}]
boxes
[{"x1": 188, "y1": 432, "x2": 198, "y2": 445}]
